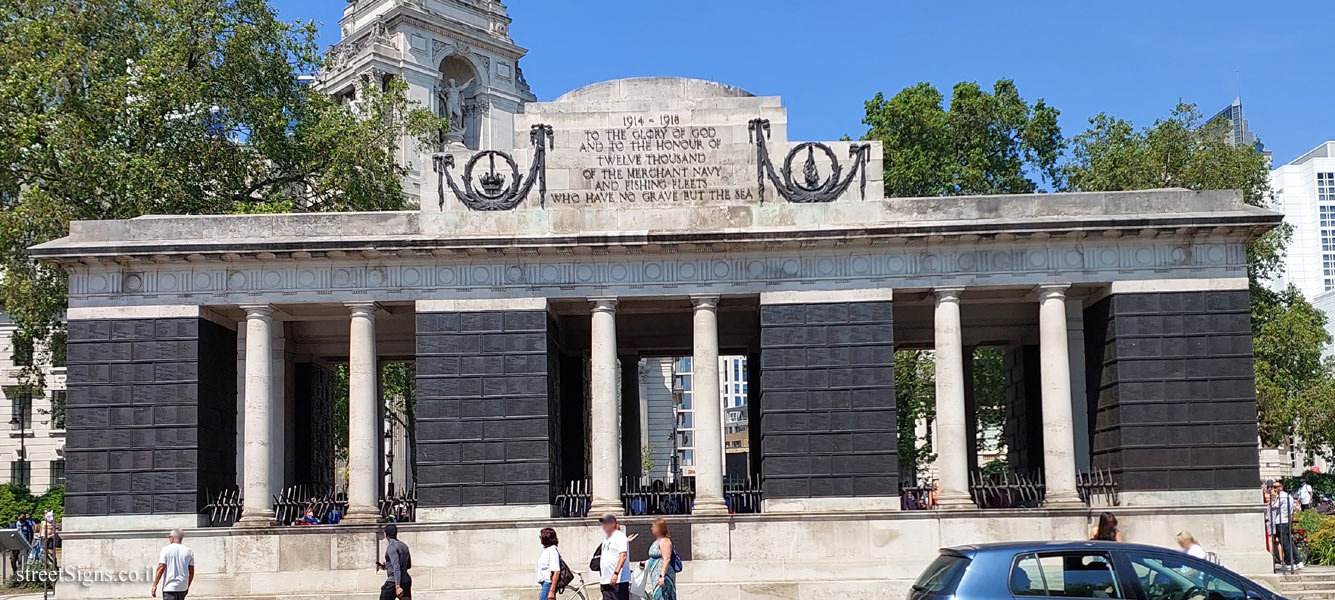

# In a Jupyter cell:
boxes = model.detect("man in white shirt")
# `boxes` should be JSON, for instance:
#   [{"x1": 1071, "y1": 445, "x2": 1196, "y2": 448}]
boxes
[
  {"x1": 1267, "y1": 481, "x2": 1302, "y2": 571},
  {"x1": 151, "y1": 528, "x2": 195, "y2": 600},
  {"x1": 597, "y1": 514, "x2": 630, "y2": 600},
  {"x1": 1299, "y1": 481, "x2": 1315, "y2": 510}
]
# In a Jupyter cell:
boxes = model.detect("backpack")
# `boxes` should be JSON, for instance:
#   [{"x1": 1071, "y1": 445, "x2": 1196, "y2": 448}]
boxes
[
  {"x1": 669, "y1": 544, "x2": 683, "y2": 573},
  {"x1": 589, "y1": 544, "x2": 602, "y2": 572},
  {"x1": 556, "y1": 558, "x2": 575, "y2": 592}
]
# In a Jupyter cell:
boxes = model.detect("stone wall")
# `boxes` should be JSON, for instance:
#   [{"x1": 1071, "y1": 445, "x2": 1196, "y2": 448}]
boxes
[
  {"x1": 758, "y1": 300, "x2": 897, "y2": 500},
  {"x1": 1003, "y1": 345, "x2": 1044, "y2": 474},
  {"x1": 56, "y1": 505, "x2": 1269, "y2": 600},
  {"x1": 64, "y1": 317, "x2": 236, "y2": 516},
  {"x1": 1086, "y1": 291, "x2": 1261, "y2": 491},
  {"x1": 415, "y1": 309, "x2": 555, "y2": 509}
]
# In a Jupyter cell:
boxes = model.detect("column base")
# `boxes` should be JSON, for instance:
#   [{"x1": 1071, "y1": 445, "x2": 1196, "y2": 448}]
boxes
[
  {"x1": 233, "y1": 509, "x2": 274, "y2": 528},
  {"x1": 936, "y1": 493, "x2": 976, "y2": 510},
  {"x1": 692, "y1": 496, "x2": 729, "y2": 516},
  {"x1": 341, "y1": 507, "x2": 382, "y2": 525},
  {"x1": 1043, "y1": 493, "x2": 1087, "y2": 509},
  {"x1": 588, "y1": 499, "x2": 623, "y2": 518}
]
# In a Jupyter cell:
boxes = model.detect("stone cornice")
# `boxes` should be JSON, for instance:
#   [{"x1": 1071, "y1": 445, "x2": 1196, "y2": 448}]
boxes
[
  {"x1": 31, "y1": 212, "x2": 1275, "y2": 263},
  {"x1": 57, "y1": 233, "x2": 1251, "y2": 307}
]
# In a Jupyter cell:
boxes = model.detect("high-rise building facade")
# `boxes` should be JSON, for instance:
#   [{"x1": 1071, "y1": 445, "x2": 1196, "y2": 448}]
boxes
[{"x1": 1270, "y1": 141, "x2": 1335, "y2": 299}]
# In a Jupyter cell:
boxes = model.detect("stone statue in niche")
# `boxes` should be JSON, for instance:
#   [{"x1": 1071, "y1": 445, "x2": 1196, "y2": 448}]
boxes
[{"x1": 436, "y1": 77, "x2": 475, "y2": 146}]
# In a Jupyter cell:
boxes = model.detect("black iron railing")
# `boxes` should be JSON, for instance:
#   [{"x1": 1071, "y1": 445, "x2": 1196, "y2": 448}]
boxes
[
  {"x1": 274, "y1": 485, "x2": 346, "y2": 524},
  {"x1": 556, "y1": 479, "x2": 591, "y2": 518},
  {"x1": 380, "y1": 488, "x2": 417, "y2": 522},
  {"x1": 966, "y1": 468, "x2": 1120, "y2": 509},
  {"x1": 1076, "y1": 469, "x2": 1120, "y2": 506},
  {"x1": 201, "y1": 487, "x2": 243, "y2": 527},
  {"x1": 899, "y1": 480, "x2": 936, "y2": 510},
  {"x1": 725, "y1": 476, "x2": 764, "y2": 514},
  {"x1": 969, "y1": 470, "x2": 1045, "y2": 508},
  {"x1": 556, "y1": 476, "x2": 763, "y2": 517},
  {"x1": 622, "y1": 477, "x2": 695, "y2": 516}
]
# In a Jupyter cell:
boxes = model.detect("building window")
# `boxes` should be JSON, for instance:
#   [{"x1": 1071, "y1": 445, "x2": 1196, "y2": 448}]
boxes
[
  {"x1": 50, "y1": 391, "x2": 66, "y2": 430},
  {"x1": 10, "y1": 334, "x2": 33, "y2": 368},
  {"x1": 50, "y1": 460, "x2": 65, "y2": 487},
  {"x1": 10, "y1": 391, "x2": 32, "y2": 431},
  {"x1": 677, "y1": 411, "x2": 693, "y2": 428},
  {"x1": 1320, "y1": 172, "x2": 1335, "y2": 202},
  {"x1": 678, "y1": 450, "x2": 694, "y2": 466},
  {"x1": 10, "y1": 461, "x2": 29, "y2": 487}
]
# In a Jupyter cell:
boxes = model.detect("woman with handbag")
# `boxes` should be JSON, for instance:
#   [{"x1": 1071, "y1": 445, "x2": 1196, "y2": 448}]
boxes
[
  {"x1": 643, "y1": 519, "x2": 677, "y2": 600},
  {"x1": 536, "y1": 528, "x2": 563, "y2": 600}
]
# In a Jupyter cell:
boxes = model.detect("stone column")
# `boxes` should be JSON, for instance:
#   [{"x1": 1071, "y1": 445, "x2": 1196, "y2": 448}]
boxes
[
  {"x1": 588, "y1": 298, "x2": 623, "y2": 516},
  {"x1": 237, "y1": 305, "x2": 274, "y2": 526},
  {"x1": 1038, "y1": 285, "x2": 1083, "y2": 506},
  {"x1": 691, "y1": 295, "x2": 729, "y2": 515},
  {"x1": 344, "y1": 302, "x2": 381, "y2": 523},
  {"x1": 933, "y1": 288, "x2": 973, "y2": 508}
]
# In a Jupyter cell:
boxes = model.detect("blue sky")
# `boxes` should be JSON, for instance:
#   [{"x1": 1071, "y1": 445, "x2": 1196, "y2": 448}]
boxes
[{"x1": 276, "y1": 0, "x2": 1334, "y2": 166}]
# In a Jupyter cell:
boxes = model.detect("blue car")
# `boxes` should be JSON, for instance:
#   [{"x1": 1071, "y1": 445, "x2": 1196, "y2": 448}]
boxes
[{"x1": 910, "y1": 541, "x2": 1284, "y2": 600}]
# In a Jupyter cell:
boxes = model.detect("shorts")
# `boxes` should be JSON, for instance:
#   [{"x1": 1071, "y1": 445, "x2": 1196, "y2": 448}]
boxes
[{"x1": 163, "y1": 591, "x2": 188, "y2": 600}]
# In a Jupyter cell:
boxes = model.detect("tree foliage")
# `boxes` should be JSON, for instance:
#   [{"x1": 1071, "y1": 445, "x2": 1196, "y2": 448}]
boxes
[
  {"x1": 1065, "y1": 103, "x2": 1285, "y2": 280},
  {"x1": 0, "y1": 0, "x2": 445, "y2": 391},
  {"x1": 863, "y1": 79, "x2": 1064, "y2": 197}
]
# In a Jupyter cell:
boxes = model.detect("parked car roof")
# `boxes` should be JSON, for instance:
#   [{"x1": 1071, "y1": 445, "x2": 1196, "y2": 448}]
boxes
[{"x1": 946, "y1": 540, "x2": 1194, "y2": 558}]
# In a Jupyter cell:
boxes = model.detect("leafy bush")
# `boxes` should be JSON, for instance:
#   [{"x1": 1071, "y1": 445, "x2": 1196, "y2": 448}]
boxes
[
  {"x1": 1302, "y1": 512, "x2": 1335, "y2": 566},
  {"x1": 1282, "y1": 471, "x2": 1335, "y2": 496},
  {"x1": 0, "y1": 484, "x2": 63, "y2": 525}
]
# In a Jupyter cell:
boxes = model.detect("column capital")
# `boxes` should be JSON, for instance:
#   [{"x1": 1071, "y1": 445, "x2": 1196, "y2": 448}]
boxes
[
  {"x1": 690, "y1": 294, "x2": 721, "y2": 309},
  {"x1": 345, "y1": 301, "x2": 380, "y2": 317},
  {"x1": 240, "y1": 304, "x2": 273, "y2": 319},
  {"x1": 932, "y1": 287, "x2": 966, "y2": 302},
  {"x1": 1037, "y1": 283, "x2": 1072, "y2": 300},
  {"x1": 589, "y1": 297, "x2": 618, "y2": 313}
]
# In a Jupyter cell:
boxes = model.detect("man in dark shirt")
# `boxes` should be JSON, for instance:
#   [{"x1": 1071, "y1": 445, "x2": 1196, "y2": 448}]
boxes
[{"x1": 377, "y1": 524, "x2": 412, "y2": 599}]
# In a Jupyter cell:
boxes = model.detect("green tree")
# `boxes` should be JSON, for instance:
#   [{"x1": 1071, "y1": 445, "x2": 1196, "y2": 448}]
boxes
[
  {"x1": 865, "y1": 80, "x2": 1059, "y2": 477},
  {"x1": 895, "y1": 350, "x2": 936, "y2": 479},
  {"x1": 1066, "y1": 103, "x2": 1335, "y2": 456},
  {"x1": 0, "y1": 0, "x2": 445, "y2": 393},
  {"x1": 862, "y1": 79, "x2": 1064, "y2": 197}
]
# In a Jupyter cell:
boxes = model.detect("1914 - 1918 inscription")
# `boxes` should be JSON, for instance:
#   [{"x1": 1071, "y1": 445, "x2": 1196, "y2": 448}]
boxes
[{"x1": 548, "y1": 114, "x2": 755, "y2": 205}]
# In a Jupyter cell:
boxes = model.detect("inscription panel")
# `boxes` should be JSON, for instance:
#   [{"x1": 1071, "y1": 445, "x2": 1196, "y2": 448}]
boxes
[{"x1": 551, "y1": 114, "x2": 757, "y2": 206}]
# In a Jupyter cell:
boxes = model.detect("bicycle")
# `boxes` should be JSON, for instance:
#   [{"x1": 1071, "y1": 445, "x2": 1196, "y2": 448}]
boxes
[{"x1": 559, "y1": 570, "x2": 595, "y2": 600}]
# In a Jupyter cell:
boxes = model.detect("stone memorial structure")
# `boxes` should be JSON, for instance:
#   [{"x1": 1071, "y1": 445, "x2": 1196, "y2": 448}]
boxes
[
  {"x1": 35, "y1": 74, "x2": 1281, "y2": 599},
  {"x1": 32, "y1": 4, "x2": 1282, "y2": 599}
]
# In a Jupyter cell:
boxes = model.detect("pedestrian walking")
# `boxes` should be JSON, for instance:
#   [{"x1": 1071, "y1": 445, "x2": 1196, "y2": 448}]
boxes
[
  {"x1": 597, "y1": 514, "x2": 631, "y2": 600},
  {"x1": 377, "y1": 524, "x2": 412, "y2": 599},
  {"x1": 1090, "y1": 512, "x2": 1124, "y2": 542},
  {"x1": 537, "y1": 528, "x2": 562, "y2": 600},
  {"x1": 1176, "y1": 531, "x2": 1207, "y2": 559},
  {"x1": 150, "y1": 528, "x2": 194, "y2": 600},
  {"x1": 642, "y1": 519, "x2": 676, "y2": 600},
  {"x1": 1299, "y1": 481, "x2": 1315, "y2": 510}
]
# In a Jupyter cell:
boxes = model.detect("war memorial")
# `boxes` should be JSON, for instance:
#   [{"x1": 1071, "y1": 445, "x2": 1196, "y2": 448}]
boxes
[{"x1": 30, "y1": 1, "x2": 1283, "y2": 598}]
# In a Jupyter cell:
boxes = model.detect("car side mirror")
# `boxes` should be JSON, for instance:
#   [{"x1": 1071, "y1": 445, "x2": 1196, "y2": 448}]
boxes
[{"x1": 1246, "y1": 590, "x2": 1267, "y2": 600}]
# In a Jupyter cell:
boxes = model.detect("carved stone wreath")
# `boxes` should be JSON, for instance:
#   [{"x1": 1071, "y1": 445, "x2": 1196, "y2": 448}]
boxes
[
  {"x1": 433, "y1": 124, "x2": 554, "y2": 211},
  {"x1": 748, "y1": 118, "x2": 870, "y2": 203}
]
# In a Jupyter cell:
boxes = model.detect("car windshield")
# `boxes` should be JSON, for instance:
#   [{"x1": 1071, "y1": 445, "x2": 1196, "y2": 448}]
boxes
[
  {"x1": 1124, "y1": 551, "x2": 1247, "y2": 600},
  {"x1": 914, "y1": 553, "x2": 970, "y2": 593}
]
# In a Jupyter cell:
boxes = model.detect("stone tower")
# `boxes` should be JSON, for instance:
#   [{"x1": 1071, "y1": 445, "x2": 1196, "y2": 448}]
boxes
[{"x1": 318, "y1": 0, "x2": 536, "y2": 203}]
